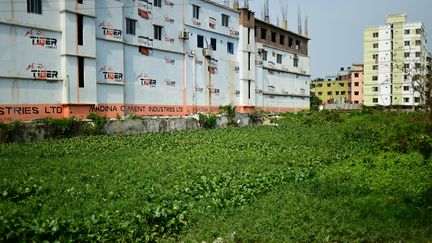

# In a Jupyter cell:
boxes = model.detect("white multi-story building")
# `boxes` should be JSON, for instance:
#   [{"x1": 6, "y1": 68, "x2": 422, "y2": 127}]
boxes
[
  {"x1": 0, "y1": 0, "x2": 310, "y2": 122},
  {"x1": 364, "y1": 14, "x2": 429, "y2": 107}
]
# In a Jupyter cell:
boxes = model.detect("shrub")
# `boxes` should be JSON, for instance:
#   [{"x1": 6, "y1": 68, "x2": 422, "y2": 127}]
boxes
[
  {"x1": 219, "y1": 105, "x2": 237, "y2": 126},
  {"x1": 86, "y1": 113, "x2": 108, "y2": 135},
  {"x1": 198, "y1": 113, "x2": 218, "y2": 129},
  {"x1": 43, "y1": 118, "x2": 81, "y2": 138}
]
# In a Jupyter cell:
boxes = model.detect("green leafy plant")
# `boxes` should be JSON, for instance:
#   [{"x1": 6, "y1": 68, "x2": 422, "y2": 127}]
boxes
[
  {"x1": 219, "y1": 104, "x2": 237, "y2": 126},
  {"x1": 85, "y1": 113, "x2": 108, "y2": 135},
  {"x1": 198, "y1": 113, "x2": 217, "y2": 129}
]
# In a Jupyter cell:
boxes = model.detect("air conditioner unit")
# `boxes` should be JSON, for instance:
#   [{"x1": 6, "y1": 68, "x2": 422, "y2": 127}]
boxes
[
  {"x1": 179, "y1": 31, "x2": 189, "y2": 39},
  {"x1": 202, "y1": 48, "x2": 212, "y2": 57}
]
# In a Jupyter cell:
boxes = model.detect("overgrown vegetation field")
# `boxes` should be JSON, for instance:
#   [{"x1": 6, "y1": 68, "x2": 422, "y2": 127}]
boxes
[{"x1": 1, "y1": 111, "x2": 431, "y2": 241}]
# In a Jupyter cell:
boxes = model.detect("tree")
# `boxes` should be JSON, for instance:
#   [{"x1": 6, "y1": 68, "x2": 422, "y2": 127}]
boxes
[
  {"x1": 394, "y1": 53, "x2": 432, "y2": 120},
  {"x1": 310, "y1": 93, "x2": 322, "y2": 112}
]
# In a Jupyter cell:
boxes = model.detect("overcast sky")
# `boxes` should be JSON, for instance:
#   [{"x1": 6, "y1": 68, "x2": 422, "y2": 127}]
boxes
[{"x1": 248, "y1": 0, "x2": 432, "y2": 78}]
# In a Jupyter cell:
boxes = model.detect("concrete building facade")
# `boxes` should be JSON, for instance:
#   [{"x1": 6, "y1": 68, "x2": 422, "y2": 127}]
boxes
[
  {"x1": 312, "y1": 65, "x2": 364, "y2": 104},
  {"x1": 0, "y1": 0, "x2": 310, "y2": 122},
  {"x1": 364, "y1": 14, "x2": 429, "y2": 107}
]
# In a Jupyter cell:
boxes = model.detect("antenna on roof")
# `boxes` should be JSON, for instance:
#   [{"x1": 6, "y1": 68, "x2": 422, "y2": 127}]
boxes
[
  {"x1": 280, "y1": 0, "x2": 288, "y2": 30},
  {"x1": 304, "y1": 12, "x2": 309, "y2": 37},
  {"x1": 243, "y1": 0, "x2": 249, "y2": 9},
  {"x1": 264, "y1": 0, "x2": 270, "y2": 23},
  {"x1": 297, "y1": 6, "x2": 302, "y2": 35}
]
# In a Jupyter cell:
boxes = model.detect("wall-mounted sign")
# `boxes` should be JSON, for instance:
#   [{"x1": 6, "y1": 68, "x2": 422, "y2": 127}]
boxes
[
  {"x1": 208, "y1": 17, "x2": 216, "y2": 29},
  {"x1": 229, "y1": 29, "x2": 239, "y2": 38},
  {"x1": 164, "y1": 0, "x2": 174, "y2": 7},
  {"x1": 164, "y1": 15, "x2": 174, "y2": 24},
  {"x1": 235, "y1": 90, "x2": 240, "y2": 96},
  {"x1": 165, "y1": 79, "x2": 176, "y2": 86},
  {"x1": 137, "y1": 0, "x2": 152, "y2": 19},
  {"x1": 164, "y1": 57, "x2": 175, "y2": 65},
  {"x1": 137, "y1": 73, "x2": 156, "y2": 87},
  {"x1": 255, "y1": 60, "x2": 263, "y2": 66},
  {"x1": 192, "y1": 19, "x2": 201, "y2": 27},
  {"x1": 235, "y1": 66, "x2": 240, "y2": 73},
  {"x1": 26, "y1": 63, "x2": 58, "y2": 80},
  {"x1": 195, "y1": 86, "x2": 204, "y2": 93},
  {"x1": 99, "y1": 66, "x2": 123, "y2": 82},
  {"x1": 195, "y1": 59, "x2": 203, "y2": 65},
  {"x1": 211, "y1": 88, "x2": 220, "y2": 95},
  {"x1": 25, "y1": 29, "x2": 57, "y2": 49},
  {"x1": 138, "y1": 36, "x2": 153, "y2": 48},
  {"x1": 255, "y1": 89, "x2": 263, "y2": 95},
  {"x1": 98, "y1": 21, "x2": 122, "y2": 39},
  {"x1": 164, "y1": 35, "x2": 174, "y2": 43}
]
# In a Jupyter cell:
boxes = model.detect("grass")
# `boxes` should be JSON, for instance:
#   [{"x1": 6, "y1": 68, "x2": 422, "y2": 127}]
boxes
[{"x1": 0, "y1": 111, "x2": 431, "y2": 241}]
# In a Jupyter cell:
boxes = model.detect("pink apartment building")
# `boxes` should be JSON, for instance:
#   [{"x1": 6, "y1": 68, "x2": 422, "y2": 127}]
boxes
[{"x1": 349, "y1": 64, "x2": 364, "y2": 104}]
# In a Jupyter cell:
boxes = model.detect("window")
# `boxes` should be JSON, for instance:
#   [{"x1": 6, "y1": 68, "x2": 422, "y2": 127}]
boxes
[
  {"x1": 248, "y1": 28, "x2": 251, "y2": 44},
  {"x1": 404, "y1": 97, "x2": 410, "y2": 103},
  {"x1": 276, "y1": 54, "x2": 282, "y2": 64},
  {"x1": 415, "y1": 97, "x2": 420, "y2": 103},
  {"x1": 222, "y1": 14, "x2": 229, "y2": 27},
  {"x1": 327, "y1": 91, "x2": 332, "y2": 95},
  {"x1": 373, "y1": 65, "x2": 378, "y2": 70},
  {"x1": 373, "y1": 43, "x2": 378, "y2": 48},
  {"x1": 415, "y1": 40, "x2": 421, "y2": 46},
  {"x1": 78, "y1": 57, "x2": 84, "y2": 88},
  {"x1": 248, "y1": 52, "x2": 251, "y2": 70},
  {"x1": 404, "y1": 63, "x2": 410, "y2": 69},
  {"x1": 77, "y1": 14, "x2": 83, "y2": 46},
  {"x1": 154, "y1": 25, "x2": 162, "y2": 40},
  {"x1": 354, "y1": 101, "x2": 359, "y2": 104},
  {"x1": 341, "y1": 91, "x2": 346, "y2": 95},
  {"x1": 404, "y1": 75, "x2": 408, "y2": 80},
  {"x1": 262, "y1": 50, "x2": 267, "y2": 61},
  {"x1": 192, "y1": 5, "x2": 200, "y2": 19},
  {"x1": 271, "y1": 32, "x2": 276, "y2": 42},
  {"x1": 355, "y1": 73, "x2": 359, "y2": 77},
  {"x1": 415, "y1": 52, "x2": 421, "y2": 57},
  {"x1": 318, "y1": 92, "x2": 323, "y2": 95},
  {"x1": 261, "y1": 28, "x2": 267, "y2": 40},
  {"x1": 293, "y1": 56, "x2": 299, "y2": 67},
  {"x1": 354, "y1": 91, "x2": 359, "y2": 95},
  {"x1": 372, "y1": 76, "x2": 378, "y2": 81},
  {"x1": 227, "y1": 42, "x2": 234, "y2": 54},
  {"x1": 372, "y1": 87, "x2": 378, "y2": 92},
  {"x1": 126, "y1": 18, "x2": 136, "y2": 35},
  {"x1": 210, "y1": 38, "x2": 217, "y2": 51},
  {"x1": 248, "y1": 80, "x2": 251, "y2": 99},
  {"x1": 403, "y1": 86, "x2": 409, "y2": 91},
  {"x1": 336, "y1": 91, "x2": 339, "y2": 95},
  {"x1": 416, "y1": 29, "x2": 422, "y2": 34},
  {"x1": 77, "y1": 0, "x2": 83, "y2": 3},
  {"x1": 404, "y1": 52, "x2": 410, "y2": 58},
  {"x1": 280, "y1": 35, "x2": 285, "y2": 45},
  {"x1": 404, "y1": 41, "x2": 410, "y2": 46},
  {"x1": 404, "y1": 29, "x2": 410, "y2": 35},
  {"x1": 296, "y1": 40, "x2": 301, "y2": 50},
  {"x1": 373, "y1": 32, "x2": 379, "y2": 38},
  {"x1": 327, "y1": 83, "x2": 331, "y2": 87},
  {"x1": 197, "y1": 35, "x2": 204, "y2": 48},
  {"x1": 27, "y1": 0, "x2": 42, "y2": 14},
  {"x1": 339, "y1": 83, "x2": 344, "y2": 87},
  {"x1": 154, "y1": 0, "x2": 162, "y2": 7},
  {"x1": 372, "y1": 54, "x2": 378, "y2": 60},
  {"x1": 355, "y1": 82, "x2": 360, "y2": 86},
  {"x1": 373, "y1": 98, "x2": 378, "y2": 103},
  {"x1": 288, "y1": 37, "x2": 293, "y2": 47},
  {"x1": 415, "y1": 63, "x2": 421, "y2": 69}
]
